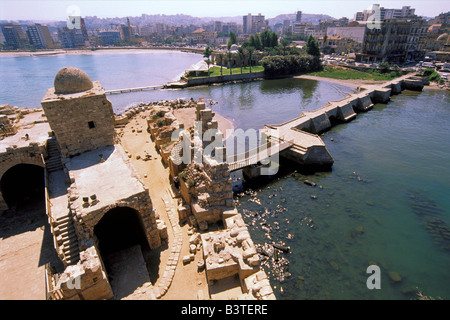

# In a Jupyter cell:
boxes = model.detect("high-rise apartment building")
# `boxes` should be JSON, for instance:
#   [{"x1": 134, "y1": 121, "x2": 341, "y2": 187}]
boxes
[
  {"x1": 1, "y1": 23, "x2": 28, "y2": 49},
  {"x1": 354, "y1": 4, "x2": 416, "y2": 22},
  {"x1": 58, "y1": 17, "x2": 88, "y2": 48},
  {"x1": 26, "y1": 24, "x2": 54, "y2": 49},
  {"x1": 243, "y1": 13, "x2": 267, "y2": 34}
]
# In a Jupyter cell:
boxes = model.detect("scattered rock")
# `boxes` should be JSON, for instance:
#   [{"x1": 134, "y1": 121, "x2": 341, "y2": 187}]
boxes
[
  {"x1": 197, "y1": 260, "x2": 205, "y2": 272},
  {"x1": 388, "y1": 271, "x2": 402, "y2": 283},
  {"x1": 199, "y1": 221, "x2": 208, "y2": 231},
  {"x1": 329, "y1": 260, "x2": 339, "y2": 271},
  {"x1": 401, "y1": 286, "x2": 418, "y2": 295},
  {"x1": 304, "y1": 180, "x2": 316, "y2": 187},
  {"x1": 182, "y1": 255, "x2": 191, "y2": 265}
]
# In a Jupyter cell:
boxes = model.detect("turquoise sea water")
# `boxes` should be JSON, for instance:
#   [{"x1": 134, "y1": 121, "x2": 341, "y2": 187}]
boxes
[{"x1": 1, "y1": 51, "x2": 448, "y2": 300}]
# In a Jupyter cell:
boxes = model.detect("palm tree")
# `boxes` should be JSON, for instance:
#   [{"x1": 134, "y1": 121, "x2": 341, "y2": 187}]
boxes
[
  {"x1": 247, "y1": 46, "x2": 255, "y2": 73},
  {"x1": 237, "y1": 47, "x2": 245, "y2": 74},
  {"x1": 216, "y1": 52, "x2": 224, "y2": 76},
  {"x1": 227, "y1": 50, "x2": 233, "y2": 75},
  {"x1": 203, "y1": 46, "x2": 213, "y2": 76}
]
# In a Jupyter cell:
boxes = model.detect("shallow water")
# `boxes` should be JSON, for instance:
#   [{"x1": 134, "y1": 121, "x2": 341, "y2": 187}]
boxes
[{"x1": 236, "y1": 89, "x2": 450, "y2": 300}]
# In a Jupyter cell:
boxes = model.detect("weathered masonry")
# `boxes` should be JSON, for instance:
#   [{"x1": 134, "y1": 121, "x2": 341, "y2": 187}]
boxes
[{"x1": 1, "y1": 67, "x2": 166, "y2": 300}]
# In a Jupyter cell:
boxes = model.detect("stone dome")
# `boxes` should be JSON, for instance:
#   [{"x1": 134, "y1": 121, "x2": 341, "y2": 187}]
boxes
[{"x1": 54, "y1": 67, "x2": 94, "y2": 94}]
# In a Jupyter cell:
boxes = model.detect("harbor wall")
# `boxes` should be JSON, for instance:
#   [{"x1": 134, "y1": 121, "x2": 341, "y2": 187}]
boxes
[{"x1": 185, "y1": 71, "x2": 265, "y2": 87}]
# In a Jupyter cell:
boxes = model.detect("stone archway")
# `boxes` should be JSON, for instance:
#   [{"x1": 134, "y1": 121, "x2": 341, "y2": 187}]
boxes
[
  {"x1": 93, "y1": 206, "x2": 149, "y2": 256},
  {"x1": 0, "y1": 163, "x2": 45, "y2": 210},
  {"x1": 93, "y1": 206, "x2": 153, "y2": 299}
]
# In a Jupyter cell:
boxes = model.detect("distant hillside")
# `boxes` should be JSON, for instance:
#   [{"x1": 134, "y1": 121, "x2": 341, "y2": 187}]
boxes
[
  {"x1": 2, "y1": 12, "x2": 337, "y2": 31},
  {"x1": 83, "y1": 14, "x2": 243, "y2": 29}
]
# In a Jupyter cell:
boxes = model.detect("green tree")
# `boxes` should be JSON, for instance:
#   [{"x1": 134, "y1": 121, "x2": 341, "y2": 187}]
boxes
[
  {"x1": 270, "y1": 32, "x2": 279, "y2": 48},
  {"x1": 260, "y1": 30, "x2": 270, "y2": 48},
  {"x1": 229, "y1": 31, "x2": 237, "y2": 45},
  {"x1": 379, "y1": 62, "x2": 390, "y2": 74},
  {"x1": 306, "y1": 35, "x2": 321, "y2": 57},
  {"x1": 252, "y1": 34, "x2": 262, "y2": 50},
  {"x1": 280, "y1": 39, "x2": 290, "y2": 56},
  {"x1": 203, "y1": 46, "x2": 213, "y2": 76}
]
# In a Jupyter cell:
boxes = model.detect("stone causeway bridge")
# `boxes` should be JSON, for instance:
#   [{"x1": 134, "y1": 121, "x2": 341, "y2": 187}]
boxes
[
  {"x1": 224, "y1": 73, "x2": 427, "y2": 175},
  {"x1": 226, "y1": 140, "x2": 293, "y2": 172}
]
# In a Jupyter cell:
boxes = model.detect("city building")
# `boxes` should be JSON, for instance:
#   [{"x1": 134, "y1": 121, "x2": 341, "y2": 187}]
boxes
[
  {"x1": 119, "y1": 17, "x2": 133, "y2": 43},
  {"x1": 26, "y1": 24, "x2": 55, "y2": 49},
  {"x1": 189, "y1": 28, "x2": 217, "y2": 44},
  {"x1": 57, "y1": 17, "x2": 89, "y2": 48},
  {"x1": 98, "y1": 30, "x2": 122, "y2": 46},
  {"x1": 354, "y1": 4, "x2": 416, "y2": 22},
  {"x1": 1, "y1": 23, "x2": 28, "y2": 49},
  {"x1": 243, "y1": 13, "x2": 267, "y2": 34},
  {"x1": 327, "y1": 26, "x2": 366, "y2": 44},
  {"x1": 357, "y1": 18, "x2": 427, "y2": 64}
]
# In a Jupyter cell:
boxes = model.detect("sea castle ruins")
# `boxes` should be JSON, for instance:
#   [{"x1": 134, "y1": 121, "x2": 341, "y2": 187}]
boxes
[{"x1": 0, "y1": 66, "x2": 427, "y2": 300}]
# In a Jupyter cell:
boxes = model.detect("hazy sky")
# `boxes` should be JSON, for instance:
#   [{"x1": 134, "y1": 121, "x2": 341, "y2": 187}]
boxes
[{"x1": 1, "y1": 0, "x2": 449, "y2": 21}]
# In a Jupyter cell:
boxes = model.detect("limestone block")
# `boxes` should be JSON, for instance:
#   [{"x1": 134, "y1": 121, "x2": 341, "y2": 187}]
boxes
[
  {"x1": 236, "y1": 230, "x2": 250, "y2": 243},
  {"x1": 183, "y1": 255, "x2": 191, "y2": 265},
  {"x1": 230, "y1": 227, "x2": 248, "y2": 237},
  {"x1": 189, "y1": 233, "x2": 201, "y2": 245},
  {"x1": 157, "y1": 220, "x2": 168, "y2": 240},
  {"x1": 243, "y1": 246, "x2": 257, "y2": 259},
  {"x1": 199, "y1": 220, "x2": 209, "y2": 231}
]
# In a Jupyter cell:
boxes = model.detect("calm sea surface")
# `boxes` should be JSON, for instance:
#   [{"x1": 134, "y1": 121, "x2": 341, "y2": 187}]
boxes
[{"x1": 1, "y1": 50, "x2": 449, "y2": 300}]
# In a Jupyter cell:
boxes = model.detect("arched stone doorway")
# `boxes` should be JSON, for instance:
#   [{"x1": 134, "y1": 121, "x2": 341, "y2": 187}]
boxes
[
  {"x1": 94, "y1": 206, "x2": 149, "y2": 256},
  {"x1": 0, "y1": 163, "x2": 45, "y2": 210},
  {"x1": 93, "y1": 207, "x2": 153, "y2": 299}
]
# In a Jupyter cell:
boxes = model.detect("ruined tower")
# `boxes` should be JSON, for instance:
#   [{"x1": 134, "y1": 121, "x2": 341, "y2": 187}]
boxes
[{"x1": 41, "y1": 66, "x2": 115, "y2": 158}]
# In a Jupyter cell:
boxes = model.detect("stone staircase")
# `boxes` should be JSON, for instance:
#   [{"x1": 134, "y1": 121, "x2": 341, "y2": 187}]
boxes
[
  {"x1": 45, "y1": 137, "x2": 64, "y2": 173},
  {"x1": 54, "y1": 211, "x2": 80, "y2": 265}
]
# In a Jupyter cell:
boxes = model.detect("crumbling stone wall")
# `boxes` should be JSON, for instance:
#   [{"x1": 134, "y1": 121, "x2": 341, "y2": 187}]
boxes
[{"x1": 50, "y1": 243, "x2": 114, "y2": 300}]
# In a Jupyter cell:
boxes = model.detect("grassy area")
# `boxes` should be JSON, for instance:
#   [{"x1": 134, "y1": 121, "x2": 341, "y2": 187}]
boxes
[
  {"x1": 187, "y1": 65, "x2": 265, "y2": 78},
  {"x1": 308, "y1": 66, "x2": 398, "y2": 81}
]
